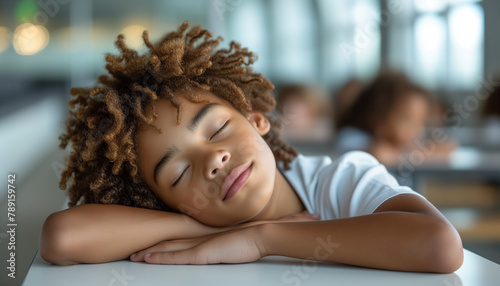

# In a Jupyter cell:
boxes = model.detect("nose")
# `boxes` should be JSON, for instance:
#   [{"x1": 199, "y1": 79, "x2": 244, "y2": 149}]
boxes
[{"x1": 205, "y1": 150, "x2": 230, "y2": 180}]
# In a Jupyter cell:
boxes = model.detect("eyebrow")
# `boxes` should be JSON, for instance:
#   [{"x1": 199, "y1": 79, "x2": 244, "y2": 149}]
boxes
[
  {"x1": 187, "y1": 103, "x2": 220, "y2": 131},
  {"x1": 153, "y1": 102, "x2": 221, "y2": 184},
  {"x1": 153, "y1": 148, "x2": 178, "y2": 184}
]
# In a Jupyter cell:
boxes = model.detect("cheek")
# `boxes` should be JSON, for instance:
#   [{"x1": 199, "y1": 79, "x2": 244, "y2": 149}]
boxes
[
  {"x1": 231, "y1": 126, "x2": 270, "y2": 158},
  {"x1": 395, "y1": 126, "x2": 419, "y2": 145},
  {"x1": 159, "y1": 186, "x2": 216, "y2": 218}
]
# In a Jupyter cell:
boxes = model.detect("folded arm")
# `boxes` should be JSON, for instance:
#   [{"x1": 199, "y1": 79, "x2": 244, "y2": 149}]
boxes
[
  {"x1": 261, "y1": 194, "x2": 463, "y2": 273},
  {"x1": 40, "y1": 204, "x2": 220, "y2": 265},
  {"x1": 135, "y1": 194, "x2": 463, "y2": 273},
  {"x1": 40, "y1": 204, "x2": 318, "y2": 265}
]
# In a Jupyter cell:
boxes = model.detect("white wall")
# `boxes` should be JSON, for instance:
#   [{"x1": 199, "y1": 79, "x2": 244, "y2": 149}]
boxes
[{"x1": 0, "y1": 94, "x2": 66, "y2": 204}]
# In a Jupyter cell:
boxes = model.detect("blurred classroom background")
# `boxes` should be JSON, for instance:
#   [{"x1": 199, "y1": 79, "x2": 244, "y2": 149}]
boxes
[{"x1": 1, "y1": 0, "x2": 499, "y2": 283}]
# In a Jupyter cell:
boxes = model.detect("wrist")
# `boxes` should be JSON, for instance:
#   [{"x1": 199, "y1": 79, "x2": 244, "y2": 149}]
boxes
[
  {"x1": 163, "y1": 212, "x2": 211, "y2": 239},
  {"x1": 253, "y1": 223, "x2": 277, "y2": 257}
]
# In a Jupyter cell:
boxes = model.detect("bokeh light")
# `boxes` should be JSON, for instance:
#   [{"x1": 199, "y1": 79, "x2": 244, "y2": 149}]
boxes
[
  {"x1": 0, "y1": 27, "x2": 11, "y2": 53},
  {"x1": 13, "y1": 23, "x2": 50, "y2": 55},
  {"x1": 120, "y1": 24, "x2": 148, "y2": 49}
]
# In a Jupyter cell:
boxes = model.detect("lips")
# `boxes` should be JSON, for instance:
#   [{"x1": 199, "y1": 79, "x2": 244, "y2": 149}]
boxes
[{"x1": 221, "y1": 162, "x2": 253, "y2": 201}]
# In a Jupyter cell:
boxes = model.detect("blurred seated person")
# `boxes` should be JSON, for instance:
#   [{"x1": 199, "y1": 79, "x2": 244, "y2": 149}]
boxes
[
  {"x1": 275, "y1": 84, "x2": 332, "y2": 143},
  {"x1": 427, "y1": 96, "x2": 453, "y2": 128},
  {"x1": 481, "y1": 81, "x2": 500, "y2": 144},
  {"x1": 333, "y1": 78, "x2": 364, "y2": 129},
  {"x1": 334, "y1": 71, "x2": 456, "y2": 167}
]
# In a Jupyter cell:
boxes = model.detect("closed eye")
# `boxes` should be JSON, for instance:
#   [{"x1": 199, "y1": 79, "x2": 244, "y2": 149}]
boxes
[
  {"x1": 210, "y1": 120, "x2": 230, "y2": 140},
  {"x1": 172, "y1": 165, "x2": 189, "y2": 187}
]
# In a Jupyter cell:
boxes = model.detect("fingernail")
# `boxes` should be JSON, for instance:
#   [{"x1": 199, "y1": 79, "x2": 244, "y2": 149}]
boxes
[
  {"x1": 312, "y1": 214, "x2": 320, "y2": 218},
  {"x1": 145, "y1": 253, "x2": 151, "y2": 259},
  {"x1": 130, "y1": 253, "x2": 136, "y2": 260}
]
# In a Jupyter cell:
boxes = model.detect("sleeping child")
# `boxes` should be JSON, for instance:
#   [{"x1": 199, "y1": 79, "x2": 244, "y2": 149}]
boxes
[{"x1": 40, "y1": 22, "x2": 463, "y2": 273}]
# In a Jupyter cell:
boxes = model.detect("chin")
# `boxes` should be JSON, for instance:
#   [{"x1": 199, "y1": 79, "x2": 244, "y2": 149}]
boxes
[{"x1": 245, "y1": 186, "x2": 275, "y2": 219}]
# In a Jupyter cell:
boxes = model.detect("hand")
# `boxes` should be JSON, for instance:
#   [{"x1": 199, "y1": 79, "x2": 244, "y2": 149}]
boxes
[
  {"x1": 130, "y1": 226, "x2": 265, "y2": 265},
  {"x1": 130, "y1": 211, "x2": 319, "y2": 264}
]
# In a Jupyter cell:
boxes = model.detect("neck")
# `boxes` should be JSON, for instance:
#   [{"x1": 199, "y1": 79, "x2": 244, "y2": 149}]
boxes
[{"x1": 252, "y1": 169, "x2": 305, "y2": 221}]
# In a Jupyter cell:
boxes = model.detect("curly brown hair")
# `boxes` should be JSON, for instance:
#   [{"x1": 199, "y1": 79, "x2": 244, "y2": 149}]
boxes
[
  {"x1": 58, "y1": 22, "x2": 298, "y2": 211},
  {"x1": 336, "y1": 71, "x2": 429, "y2": 138}
]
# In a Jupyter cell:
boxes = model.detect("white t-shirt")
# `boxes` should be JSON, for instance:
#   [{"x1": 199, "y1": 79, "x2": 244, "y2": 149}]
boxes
[{"x1": 279, "y1": 151, "x2": 424, "y2": 220}]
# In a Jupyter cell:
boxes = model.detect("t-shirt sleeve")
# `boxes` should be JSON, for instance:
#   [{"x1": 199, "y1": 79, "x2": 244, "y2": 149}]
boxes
[{"x1": 314, "y1": 151, "x2": 425, "y2": 220}]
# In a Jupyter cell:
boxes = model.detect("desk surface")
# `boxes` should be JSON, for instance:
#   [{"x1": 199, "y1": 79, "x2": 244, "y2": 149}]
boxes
[{"x1": 23, "y1": 249, "x2": 499, "y2": 286}]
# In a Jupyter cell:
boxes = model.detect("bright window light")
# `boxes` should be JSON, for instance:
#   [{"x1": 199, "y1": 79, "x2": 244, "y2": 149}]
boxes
[
  {"x1": 449, "y1": 4, "x2": 483, "y2": 88},
  {"x1": 414, "y1": 15, "x2": 446, "y2": 88}
]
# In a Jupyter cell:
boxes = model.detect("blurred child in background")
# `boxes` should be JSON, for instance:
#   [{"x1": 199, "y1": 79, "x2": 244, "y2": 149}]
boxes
[
  {"x1": 275, "y1": 84, "x2": 332, "y2": 143},
  {"x1": 333, "y1": 78, "x2": 363, "y2": 131},
  {"x1": 334, "y1": 71, "x2": 456, "y2": 167}
]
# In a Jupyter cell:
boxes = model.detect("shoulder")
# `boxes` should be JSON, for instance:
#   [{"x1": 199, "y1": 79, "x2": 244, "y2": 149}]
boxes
[
  {"x1": 280, "y1": 154, "x2": 333, "y2": 185},
  {"x1": 283, "y1": 151, "x2": 380, "y2": 174},
  {"x1": 287, "y1": 153, "x2": 333, "y2": 169},
  {"x1": 282, "y1": 151, "x2": 382, "y2": 187}
]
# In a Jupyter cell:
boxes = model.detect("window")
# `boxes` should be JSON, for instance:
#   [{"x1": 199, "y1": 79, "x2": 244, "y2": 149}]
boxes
[
  {"x1": 318, "y1": 0, "x2": 381, "y2": 86},
  {"x1": 271, "y1": 0, "x2": 317, "y2": 82},
  {"x1": 412, "y1": 0, "x2": 483, "y2": 90}
]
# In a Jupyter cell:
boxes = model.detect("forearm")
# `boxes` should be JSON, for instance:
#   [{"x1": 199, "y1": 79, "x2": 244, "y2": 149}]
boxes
[
  {"x1": 261, "y1": 212, "x2": 463, "y2": 273},
  {"x1": 40, "y1": 204, "x2": 215, "y2": 265}
]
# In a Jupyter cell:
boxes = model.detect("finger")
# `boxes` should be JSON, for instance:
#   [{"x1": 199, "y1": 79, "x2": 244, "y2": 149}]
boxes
[
  {"x1": 131, "y1": 239, "x2": 199, "y2": 261},
  {"x1": 130, "y1": 239, "x2": 201, "y2": 262},
  {"x1": 144, "y1": 249, "x2": 206, "y2": 265}
]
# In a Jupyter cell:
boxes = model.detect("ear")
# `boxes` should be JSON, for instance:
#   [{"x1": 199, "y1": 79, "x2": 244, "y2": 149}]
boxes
[{"x1": 247, "y1": 111, "x2": 271, "y2": 136}]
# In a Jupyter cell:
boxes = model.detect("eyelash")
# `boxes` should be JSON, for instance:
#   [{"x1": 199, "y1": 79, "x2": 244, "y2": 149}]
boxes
[
  {"x1": 172, "y1": 120, "x2": 230, "y2": 187},
  {"x1": 209, "y1": 120, "x2": 230, "y2": 141},
  {"x1": 172, "y1": 165, "x2": 189, "y2": 186}
]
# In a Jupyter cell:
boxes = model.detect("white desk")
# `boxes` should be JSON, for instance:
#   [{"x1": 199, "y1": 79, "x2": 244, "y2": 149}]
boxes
[{"x1": 23, "y1": 249, "x2": 499, "y2": 286}]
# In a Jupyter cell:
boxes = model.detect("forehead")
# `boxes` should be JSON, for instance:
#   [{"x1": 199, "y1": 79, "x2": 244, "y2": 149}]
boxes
[
  {"x1": 138, "y1": 90, "x2": 233, "y2": 131},
  {"x1": 134, "y1": 90, "x2": 243, "y2": 173},
  {"x1": 394, "y1": 92, "x2": 428, "y2": 108}
]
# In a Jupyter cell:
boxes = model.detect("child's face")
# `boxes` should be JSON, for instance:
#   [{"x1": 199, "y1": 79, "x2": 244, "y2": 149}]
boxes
[
  {"x1": 136, "y1": 90, "x2": 277, "y2": 226},
  {"x1": 380, "y1": 93, "x2": 429, "y2": 148}
]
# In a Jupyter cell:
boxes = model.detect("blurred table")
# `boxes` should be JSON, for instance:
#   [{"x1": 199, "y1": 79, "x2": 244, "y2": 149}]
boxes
[
  {"x1": 441, "y1": 126, "x2": 500, "y2": 151},
  {"x1": 23, "y1": 249, "x2": 500, "y2": 286},
  {"x1": 295, "y1": 143, "x2": 500, "y2": 193},
  {"x1": 393, "y1": 147, "x2": 500, "y2": 194}
]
